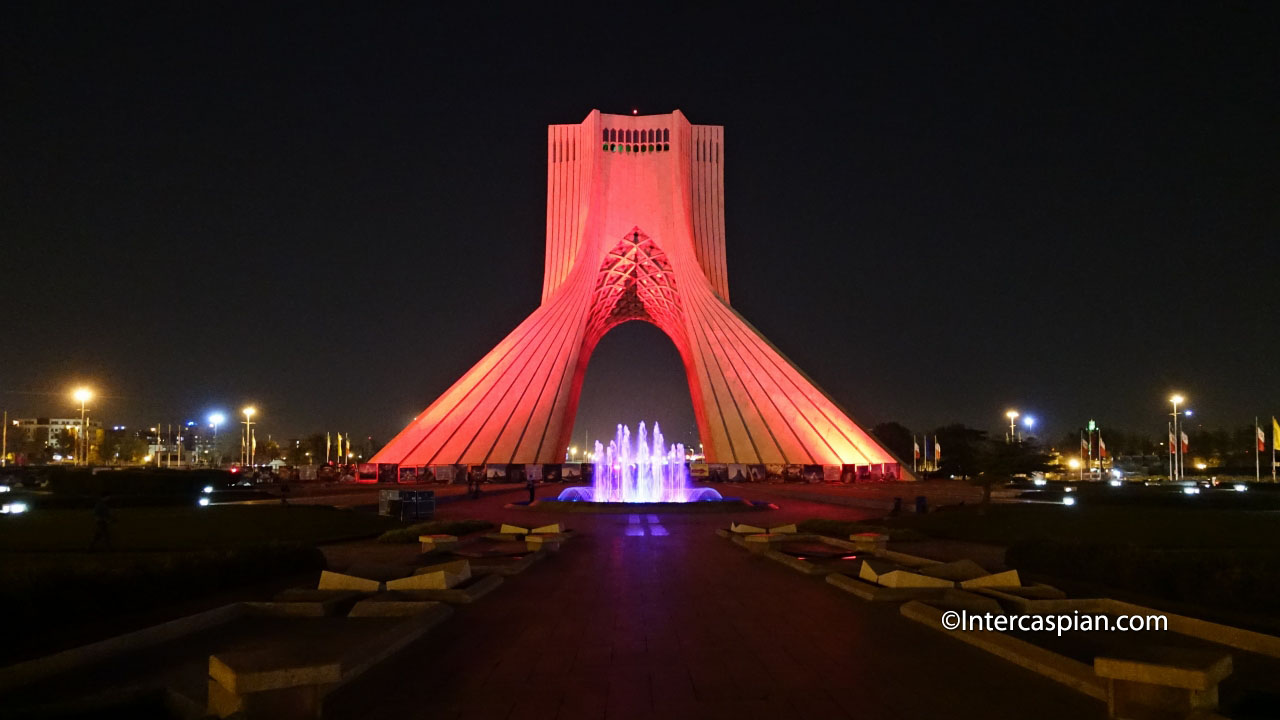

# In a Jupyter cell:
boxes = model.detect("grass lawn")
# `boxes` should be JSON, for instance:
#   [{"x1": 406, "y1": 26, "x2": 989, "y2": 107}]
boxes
[
  {"x1": 378, "y1": 519, "x2": 494, "y2": 543},
  {"x1": 0, "y1": 505, "x2": 403, "y2": 662},
  {"x1": 877, "y1": 503, "x2": 1280, "y2": 615},
  {"x1": 882, "y1": 504, "x2": 1280, "y2": 550},
  {"x1": 0, "y1": 504, "x2": 402, "y2": 552}
]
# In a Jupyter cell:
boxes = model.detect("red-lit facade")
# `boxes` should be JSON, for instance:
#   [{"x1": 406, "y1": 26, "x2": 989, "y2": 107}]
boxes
[{"x1": 372, "y1": 110, "x2": 899, "y2": 468}]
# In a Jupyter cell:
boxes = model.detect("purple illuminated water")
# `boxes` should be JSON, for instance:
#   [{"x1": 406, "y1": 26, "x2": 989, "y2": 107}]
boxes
[{"x1": 556, "y1": 422, "x2": 723, "y2": 503}]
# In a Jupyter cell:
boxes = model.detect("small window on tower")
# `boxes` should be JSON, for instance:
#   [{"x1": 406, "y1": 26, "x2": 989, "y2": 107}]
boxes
[{"x1": 663, "y1": 128, "x2": 670, "y2": 142}]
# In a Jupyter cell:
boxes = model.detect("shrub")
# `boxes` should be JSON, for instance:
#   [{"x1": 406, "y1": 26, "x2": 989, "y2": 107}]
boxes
[{"x1": 377, "y1": 519, "x2": 494, "y2": 543}]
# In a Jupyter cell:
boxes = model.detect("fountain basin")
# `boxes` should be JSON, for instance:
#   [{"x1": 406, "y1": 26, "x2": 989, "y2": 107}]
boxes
[{"x1": 556, "y1": 486, "x2": 725, "y2": 503}]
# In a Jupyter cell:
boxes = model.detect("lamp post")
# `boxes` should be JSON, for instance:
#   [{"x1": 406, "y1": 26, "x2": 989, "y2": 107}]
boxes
[
  {"x1": 1169, "y1": 394, "x2": 1184, "y2": 481},
  {"x1": 73, "y1": 387, "x2": 93, "y2": 466},
  {"x1": 1005, "y1": 410, "x2": 1019, "y2": 444},
  {"x1": 208, "y1": 413, "x2": 225, "y2": 467},
  {"x1": 242, "y1": 407, "x2": 256, "y2": 468}
]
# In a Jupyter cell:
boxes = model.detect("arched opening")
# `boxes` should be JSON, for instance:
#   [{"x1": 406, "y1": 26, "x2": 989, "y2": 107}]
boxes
[{"x1": 568, "y1": 320, "x2": 699, "y2": 456}]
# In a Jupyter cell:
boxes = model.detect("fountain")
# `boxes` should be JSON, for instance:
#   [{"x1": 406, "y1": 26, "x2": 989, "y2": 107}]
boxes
[{"x1": 556, "y1": 422, "x2": 723, "y2": 503}]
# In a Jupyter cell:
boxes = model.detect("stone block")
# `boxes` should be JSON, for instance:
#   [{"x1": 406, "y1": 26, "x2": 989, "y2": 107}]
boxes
[
  {"x1": 386, "y1": 560, "x2": 471, "y2": 590},
  {"x1": 531, "y1": 523, "x2": 563, "y2": 534},
  {"x1": 769, "y1": 523, "x2": 798, "y2": 534},
  {"x1": 383, "y1": 574, "x2": 505, "y2": 604},
  {"x1": 849, "y1": 532, "x2": 888, "y2": 552},
  {"x1": 209, "y1": 649, "x2": 342, "y2": 695},
  {"x1": 729, "y1": 522, "x2": 768, "y2": 534},
  {"x1": 917, "y1": 559, "x2": 990, "y2": 582},
  {"x1": 856, "y1": 558, "x2": 899, "y2": 584},
  {"x1": 859, "y1": 559, "x2": 953, "y2": 588},
  {"x1": 499, "y1": 524, "x2": 530, "y2": 535},
  {"x1": 1094, "y1": 646, "x2": 1232, "y2": 719},
  {"x1": 959, "y1": 569, "x2": 1022, "y2": 589},
  {"x1": 207, "y1": 679, "x2": 332, "y2": 720},
  {"x1": 418, "y1": 534, "x2": 458, "y2": 553},
  {"x1": 525, "y1": 534, "x2": 563, "y2": 552},
  {"x1": 876, "y1": 570, "x2": 955, "y2": 589},
  {"x1": 317, "y1": 570, "x2": 382, "y2": 592}
]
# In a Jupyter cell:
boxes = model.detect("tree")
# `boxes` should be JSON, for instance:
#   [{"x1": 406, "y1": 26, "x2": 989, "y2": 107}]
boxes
[
  {"x1": 870, "y1": 422, "x2": 914, "y2": 464},
  {"x1": 7, "y1": 426, "x2": 49, "y2": 464},
  {"x1": 52, "y1": 428, "x2": 76, "y2": 459},
  {"x1": 971, "y1": 437, "x2": 1052, "y2": 504},
  {"x1": 931, "y1": 424, "x2": 987, "y2": 478}
]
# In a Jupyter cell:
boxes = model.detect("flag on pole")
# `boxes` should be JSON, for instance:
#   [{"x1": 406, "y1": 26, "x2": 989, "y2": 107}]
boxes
[
  {"x1": 1081, "y1": 434, "x2": 1090, "y2": 456},
  {"x1": 913, "y1": 437, "x2": 920, "y2": 460},
  {"x1": 1180, "y1": 431, "x2": 1189, "y2": 454},
  {"x1": 1169, "y1": 426, "x2": 1176, "y2": 455},
  {"x1": 934, "y1": 437, "x2": 941, "y2": 462},
  {"x1": 1099, "y1": 435, "x2": 1108, "y2": 458},
  {"x1": 1259, "y1": 424, "x2": 1267, "y2": 452},
  {"x1": 1273, "y1": 417, "x2": 1280, "y2": 446}
]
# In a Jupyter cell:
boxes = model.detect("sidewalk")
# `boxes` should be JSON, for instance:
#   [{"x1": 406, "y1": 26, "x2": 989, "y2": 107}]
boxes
[{"x1": 325, "y1": 492, "x2": 1104, "y2": 719}]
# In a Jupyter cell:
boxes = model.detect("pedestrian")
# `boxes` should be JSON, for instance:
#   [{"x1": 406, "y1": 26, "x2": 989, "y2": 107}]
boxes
[
  {"x1": 90, "y1": 495, "x2": 113, "y2": 551},
  {"x1": 280, "y1": 480, "x2": 291, "y2": 505},
  {"x1": 526, "y1": 476, "x2": 536, "y2": 504}
]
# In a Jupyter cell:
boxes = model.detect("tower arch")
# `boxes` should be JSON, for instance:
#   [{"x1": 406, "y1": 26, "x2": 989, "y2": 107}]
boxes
[{"x1": 372, "y1": 110, "x2": 904, "y2": 473}]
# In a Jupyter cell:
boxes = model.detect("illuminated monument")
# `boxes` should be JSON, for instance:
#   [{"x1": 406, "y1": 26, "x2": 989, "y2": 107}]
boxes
[{"x1": 372, "y1": 110, "x2": 900, "y2": 471}]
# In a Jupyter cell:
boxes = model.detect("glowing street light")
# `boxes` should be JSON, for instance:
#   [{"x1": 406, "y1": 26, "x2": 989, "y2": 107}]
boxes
[
  {"x1": 72, "y1": 387, "x2": 93, "y2": 466},
  {"x1": 1005, "y1": 409, "x2": 1019, "y2": 443},
  {"x1": 208, "y1": 412, "x2": 226, "y2": 467},
  {"x1": 1023, "y1": 416, "x2": 1036, "y2": 430},
  {"x1": 242, "y1": 407, "x2": 257, "y2": 467}
]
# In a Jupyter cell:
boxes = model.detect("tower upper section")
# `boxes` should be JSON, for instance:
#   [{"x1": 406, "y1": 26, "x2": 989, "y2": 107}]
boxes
[{"x1": 542, "y1": 110, "x2": 729, "y2": 304}]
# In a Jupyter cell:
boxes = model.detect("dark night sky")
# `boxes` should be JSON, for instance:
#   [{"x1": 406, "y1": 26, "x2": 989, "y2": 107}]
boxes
[{"x1": 3, "y1": 2, "x2": 1278, "y2": 450}]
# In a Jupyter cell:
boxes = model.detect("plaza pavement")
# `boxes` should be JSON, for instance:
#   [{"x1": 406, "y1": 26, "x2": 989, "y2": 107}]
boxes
[{"x1": 322, "y1": 486, "x2": 1104, "y2": 719}]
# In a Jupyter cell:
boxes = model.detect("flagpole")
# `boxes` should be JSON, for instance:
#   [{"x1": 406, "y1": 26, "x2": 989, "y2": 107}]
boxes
[
  {"x1": 1257, "y1": 417, "x2": 1261, "y2": 483},
  {"x1": 1168, "y1": 422, "x2": 1174, "y2": 481},
  {"x1": 1079, "y1": 431, "x2": 1085, "y2": 482},
  {"x1": 1273, "y1": 416, "x2": 1277, "y2": 482},
  {"x1": 1098, "y1": 429, "x2": 1104, "y2": 478}
]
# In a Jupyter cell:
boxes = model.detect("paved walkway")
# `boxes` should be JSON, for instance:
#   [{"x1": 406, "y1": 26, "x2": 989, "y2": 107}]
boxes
[{"x1": 324, "y1": 489, "x2": 1104, "y2": 719}]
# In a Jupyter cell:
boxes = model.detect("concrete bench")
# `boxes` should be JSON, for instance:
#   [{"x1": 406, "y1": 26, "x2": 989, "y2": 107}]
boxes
[{"x1": 1094, "y1": 646, "x2": 1232, "y2": 719}]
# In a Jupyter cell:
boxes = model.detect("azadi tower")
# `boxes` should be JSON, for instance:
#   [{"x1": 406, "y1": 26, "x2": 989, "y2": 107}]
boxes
[{"x1": 372, "y1": 110, "x2": 899, "y2": 470}]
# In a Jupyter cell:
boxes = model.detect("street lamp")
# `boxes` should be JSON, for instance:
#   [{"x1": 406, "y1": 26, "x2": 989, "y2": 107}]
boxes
[
  {"x1": 208, "y1": 412, "x2": 226, "y2": 467},
  {"x1": 242, "y1": 407, "x2": 256, "y2": 467},
  {"x1": 72, "y1": 387, "x2": 93, "y2": 466},
  {"x1": 1005, "y1": 410, "x2": 1019, "y2": 443},
  {"x1": 1169, "y1": 394, "x2": 1184, "y2": 481}
]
